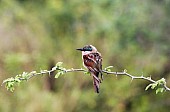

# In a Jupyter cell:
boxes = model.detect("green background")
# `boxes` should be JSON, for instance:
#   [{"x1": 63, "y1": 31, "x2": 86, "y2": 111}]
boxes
[{"x1": 0, "y1": 0, "x2": 170, "y2": 112}]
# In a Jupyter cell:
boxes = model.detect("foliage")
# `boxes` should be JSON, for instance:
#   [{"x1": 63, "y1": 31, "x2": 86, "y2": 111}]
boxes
[
  {"x1": 145, "y1": 78, "x2": 166, "y2": 94},
  {"x1": 2, "y1": 62, "x2": 65, "y2": 92},
  {"x1": 2, "y1": 62, "x2": 169, "y2": 95}
]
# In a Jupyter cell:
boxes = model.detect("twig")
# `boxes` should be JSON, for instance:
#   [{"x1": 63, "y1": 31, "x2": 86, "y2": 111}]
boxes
[
  {"x1": 102, "y1": 70, "x2": 170, "y2": 91},
  {"x1": 21, "y1": 68, "x2": 170, "y2": 92},
  {"x1": 19, "y1": 68, "x2": 86, "y2": 81},
  {"x1": 102, "y1": 70, "x2": 155, "y2": 83},
  {"x1": 1, "y1": 62, "x2": 170, "y2": 93}
]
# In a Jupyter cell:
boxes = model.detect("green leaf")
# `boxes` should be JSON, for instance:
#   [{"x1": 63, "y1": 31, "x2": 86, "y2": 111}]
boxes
[
  {"x1": 21, "y1": 72, "x2": 28, "y2": 79},
  {"x1": 151, "y1": 83, "x2": 157, "y2": 89},
  {"x1": 156, "y1": 88, "x2": 165, "y2": 94},
  {"x1": 55, "y1": 71, "x2": 64, "y2": 78},
  {"x1": 161, "y1": 88, "x2": 165, "y2": 93},
  {"x1": 145, "y1": 84, "x2": 152, "y2": 91},
  {"x1": 104, "y1": 66, "x2": 113, "y2": 72},
  {"x1": 157, "y1": 78, "x2": 166, "y2": 85},
  {"x1": 124, "y1": 69, "x2": 127, "y2": 73},
  {"x1": 145, "y1": 78, "x2": 166, "y2": 94},
  {"x1": 56, "y1": 62, "x2": 63, "y2": 67},
  {"x1": 55, "y1": 72, "x2": 61, "y2": 78},
  {"x1": 6, "y1": 81, "x2": 15, "y2": 92}
]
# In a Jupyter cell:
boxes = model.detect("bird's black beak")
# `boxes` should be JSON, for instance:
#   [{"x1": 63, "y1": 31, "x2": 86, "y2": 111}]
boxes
[{"x1": 76, "y1": 48, "x2": 83, "y2": 51}]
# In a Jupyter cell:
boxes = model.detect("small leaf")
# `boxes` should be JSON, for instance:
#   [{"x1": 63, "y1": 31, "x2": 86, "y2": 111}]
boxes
[
  {"x1": 55, "y1": 72, "x2": 61, "y2": 78},
  {"x1": 22, "y1": 72, "x2": 28, "y2": 79},
  {"x1": 55, "y1": 71, "x2": 64, "y2": 78},
  {"x1": 104, "y1": 66, "x2": 113, "y2": 72},
  {"x1": 160, "y1": 88, "x2": 165, "y2": 93},
  {"x1": 158, "y1": 78, "x2": 166, "y2": 85},
  {"x1": 105, "y1": 66, "x2": 113, "y2": 69},
  {"x1": 56, "y1": 62, "x2": 63, "y2": 67},
  {"x1": 151, "y1": 83, "x2": 157, "y2": 89},
  {"x1": 15, "y1": 74, "x2": 21, "y2": 79},
  {"x1": 156, "y1": 88, "x2": 164, "y2": 94},
  {"x1": 6, "y1": 82, "x2": 15, "y2": 92},
  {"x1": 145, "y1": 84, "x2": 152, "y2": 91},
  {"x1": 124, "y1": 69, "x2": 127, "y2": 73}
]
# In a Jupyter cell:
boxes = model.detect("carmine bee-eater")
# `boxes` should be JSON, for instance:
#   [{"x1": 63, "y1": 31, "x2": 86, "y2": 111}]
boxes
[{"x1": 76, "y1": 45, "x2": 103, "y2": 93}]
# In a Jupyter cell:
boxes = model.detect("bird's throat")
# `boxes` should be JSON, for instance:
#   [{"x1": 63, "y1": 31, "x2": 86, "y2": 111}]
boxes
[{"x1": 82, "y1": 51, "x2": 91, "y2": 55}]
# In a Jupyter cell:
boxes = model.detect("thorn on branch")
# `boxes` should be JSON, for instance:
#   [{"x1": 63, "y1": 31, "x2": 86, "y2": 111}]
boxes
[{"x1": 131, "y1": 77, "x2": 134, "y2": 83}]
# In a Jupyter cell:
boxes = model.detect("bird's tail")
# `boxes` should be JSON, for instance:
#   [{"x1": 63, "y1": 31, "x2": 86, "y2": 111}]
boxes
[{"x1": 92, "y1": 72, "x2": 100, "y2": 93}]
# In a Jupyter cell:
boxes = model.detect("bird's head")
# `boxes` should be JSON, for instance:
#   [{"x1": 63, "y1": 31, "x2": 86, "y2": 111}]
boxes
[{"x1": 76, "y1": 45, "x2": 97, "y2": 55}]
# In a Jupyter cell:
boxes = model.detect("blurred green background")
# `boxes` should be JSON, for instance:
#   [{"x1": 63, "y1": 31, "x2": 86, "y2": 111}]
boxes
[{"x1": 0, "y1": 0, "x2": 170, "y2": 112}]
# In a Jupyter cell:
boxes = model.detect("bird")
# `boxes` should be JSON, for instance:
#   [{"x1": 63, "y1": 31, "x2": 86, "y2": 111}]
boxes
[{"x1": 76, "y1": 45, "x2": 103, "y2": 93}]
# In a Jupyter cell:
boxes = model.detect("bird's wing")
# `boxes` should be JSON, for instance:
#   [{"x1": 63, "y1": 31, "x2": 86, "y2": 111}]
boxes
[
  {"x1": 83, "y1": 53, "x2": 102, "y2": 73},
  {"x1": 83, "y1": 52, "x2": 103, "y2": 93}
]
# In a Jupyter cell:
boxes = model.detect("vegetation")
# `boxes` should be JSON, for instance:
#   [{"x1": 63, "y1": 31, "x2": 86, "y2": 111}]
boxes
[
  {"x1": 2, "y1": 62, "x2": 170, "y2": 94},
  {"x1": 0, "y1": 0, "x2": 170, "y2": 112}
]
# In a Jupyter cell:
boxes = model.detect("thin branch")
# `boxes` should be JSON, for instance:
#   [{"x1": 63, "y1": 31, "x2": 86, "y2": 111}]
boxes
[
  {"x1": 1, "y1": 62, "x2": 170, "y2": 93},
  {"x1": 18, "y1": 68, "x2": 86, "y2": 81},
  {"x1": 22, "y1": 68, "x2": 170, "y2": 92},
  {"x1": 102, "y1": 70, "x2": 170, "y2": 92},
  {"x1": 64, "y1": 68, "x2": 170, "y2": 92},
  {"x1": 102, "y1": 70, "x2": 156, "y2": 83}
]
